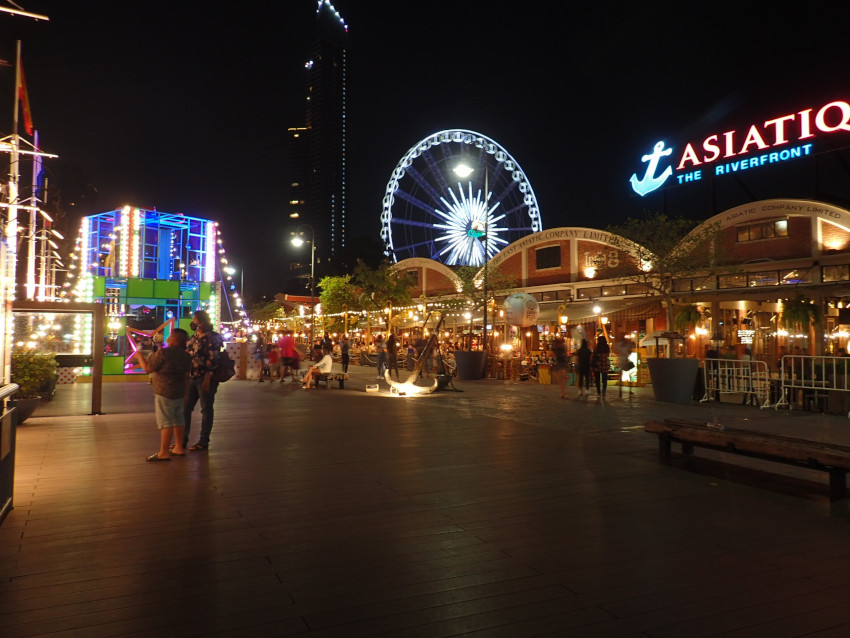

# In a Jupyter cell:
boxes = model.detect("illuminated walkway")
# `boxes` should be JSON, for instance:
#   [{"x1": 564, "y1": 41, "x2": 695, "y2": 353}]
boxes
[{"x1": 2, "y1": 366, "x2": 850, "y2": 637}]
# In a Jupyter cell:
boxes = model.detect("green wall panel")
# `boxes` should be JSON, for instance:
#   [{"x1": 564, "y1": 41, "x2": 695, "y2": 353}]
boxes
[
  {"x1": 102, "y1": 356, "x2": 126, "y2": 375},
  {"x1": 154, "y1": 280, "x2": 180, "y2": 299},
  {"x1": 126, "y1": 278, "x2": 154, "y2": 298}
]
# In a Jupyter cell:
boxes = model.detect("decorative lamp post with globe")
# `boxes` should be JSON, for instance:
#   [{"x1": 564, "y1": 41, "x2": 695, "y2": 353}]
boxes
[{"x1": 290, "y1": 225, "x2": 316, "y2": 355}]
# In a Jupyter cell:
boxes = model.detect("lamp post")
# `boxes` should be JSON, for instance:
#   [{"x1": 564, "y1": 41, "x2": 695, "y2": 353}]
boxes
[
  {"x1": 291, "y1": 224, "x2": 316, "y2": 355},
  {"x1": 454, "y1": 161, "x2": 490, "y2": 376}
]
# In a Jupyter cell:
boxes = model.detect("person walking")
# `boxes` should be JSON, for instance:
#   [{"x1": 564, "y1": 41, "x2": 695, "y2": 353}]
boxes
[
  {"x1": 375, "y1": 334, "x2": 387, "y2": 380},
  {"x1": 339, "y1": 334, "x2": 350, "y2": 373},
  {"x1": 593, "y1": 334, "x2": 611, "y2": 398},
  {"x1": 133, "y1": 328, "x2": 192, "y2": 461},
  {"x1": 551, "y1": 337, "x2": 568, "y2": 399},
  {"x1": 278, "y1": 329, "x2": 300, "y2": 382},
  {"x1": 576, "y1": 339, "x2": 592, "y2": 398},
  {"x1": 615, "y1": 334, "x2": 635, "y2": 397},
  {"x1": 183, "y1": 310, "x2": 224, "y2": 451},
  {"x1": 386, "y1": 332, "x2": 400, "y2": 379}
]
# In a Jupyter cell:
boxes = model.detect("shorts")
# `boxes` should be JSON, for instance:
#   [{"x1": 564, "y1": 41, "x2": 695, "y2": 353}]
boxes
[
  {"x1": 282, "y1": 356, "x2": 300, "y2": 369},
  {"x1": 154, "y1": 395, "x2": 185, "y2": 430}
]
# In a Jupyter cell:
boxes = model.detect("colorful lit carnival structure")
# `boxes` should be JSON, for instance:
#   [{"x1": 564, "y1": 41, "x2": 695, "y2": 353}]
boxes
[{"x1": 62, "y1": 207, "x2": 249, "y2": 378}]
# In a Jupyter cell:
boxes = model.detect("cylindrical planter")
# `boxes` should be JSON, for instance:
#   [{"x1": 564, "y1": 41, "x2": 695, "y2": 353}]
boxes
[
  {"x1": 454, "y1": 351, "x2": 487, "y2": 380},
  {"x1": 13, "y1": 397, "x2": 42, "y2": 424},
  {"x1": 647, "y1": 358, "x2": 700, "y2": 404}
]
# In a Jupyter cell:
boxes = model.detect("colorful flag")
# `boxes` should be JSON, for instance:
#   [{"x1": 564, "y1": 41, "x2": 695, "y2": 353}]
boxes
[{"x1": 16, "y1": 56, "x2": 33, "y2": 135}]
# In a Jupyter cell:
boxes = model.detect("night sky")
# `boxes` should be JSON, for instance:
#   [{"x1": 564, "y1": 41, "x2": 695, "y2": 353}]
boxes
[{"x1": 2, "y1": 1, "x2": 849, "y2": 299}]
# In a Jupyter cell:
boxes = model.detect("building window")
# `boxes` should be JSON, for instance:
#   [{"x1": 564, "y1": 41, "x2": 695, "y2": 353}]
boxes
[
  {"x1": 627, "y1": 283, "x2": 650, "y2": 295},
  {"x1": 535, "y1": 245, "x2": 561, "y2": 270},
  {"x1": 577, "y1": 287, "x2": 601, "y2": 300},
  {"x1": 718, "y1": 274, "x2": 747, "y2": 289},
  {"x1": 748, "y1": 271, "x2": 778, "y2": 286},
  {"x1": 736, "y1": 219, "x2": 789, "y2": 242},
  {"x1": 780, "y1": 268, "x2": 812, "y2": 284},
  {"x1": 405, "y1": 269, "x2": 418, "y2": 286},
  {"x1": 823, "y1": 265, "x2": 850, "y2": 283},
  {"x1": 601, "y1": 284, "x2": 627, "y2": 297}
]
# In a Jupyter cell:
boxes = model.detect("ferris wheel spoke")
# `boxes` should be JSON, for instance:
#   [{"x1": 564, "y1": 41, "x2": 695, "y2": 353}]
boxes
[
  {"x1": 392, "y1": 217, "x2": 441, "y2": 230},
  {"x1": 423, "y1": 150, "x2": 451, "y2": 195},
  {"x1": 404, "y1": 162, "x2": 447, "y2": 211},
  {"x1": 394, "y1": 188, "x2": 445, "y2": 219},
  {"x1": 393, "y1": 238, "x2": 438, "y2": 254}
]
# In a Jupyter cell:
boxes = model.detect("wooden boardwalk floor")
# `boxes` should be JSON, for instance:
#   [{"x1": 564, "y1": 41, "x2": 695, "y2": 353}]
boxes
[{"x1": 3, "y1": 368, "x2": 850, "y2": 637}]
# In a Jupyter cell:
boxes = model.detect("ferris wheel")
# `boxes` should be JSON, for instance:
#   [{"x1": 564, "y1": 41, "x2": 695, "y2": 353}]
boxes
[{"x1": 380, "y1": 129, "x2": 543, "y2": 266}]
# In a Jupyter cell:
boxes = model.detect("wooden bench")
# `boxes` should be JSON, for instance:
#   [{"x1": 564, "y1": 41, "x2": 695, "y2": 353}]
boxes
[
  {"x1": 645, "y1": 418, "x2": 850, "y2": 500},
  {"x1": 315, "y1": 372, "x2": 349, "y2": 389}
]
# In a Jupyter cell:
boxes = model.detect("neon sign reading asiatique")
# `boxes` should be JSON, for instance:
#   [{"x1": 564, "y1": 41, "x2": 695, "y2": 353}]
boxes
[{"x1": 630, "y1": 99, "x2": 850, "y2": 196}]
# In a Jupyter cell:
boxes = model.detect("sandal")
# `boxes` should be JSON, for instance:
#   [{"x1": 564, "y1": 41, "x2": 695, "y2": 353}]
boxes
[
  {"x1": 146, "y1": 453, "x2": 172, "y2": 462},
  {"x1": 171, "y1": 451, "x2": 187, "y2": 456},
  {"x1": 189, "y1": 443, "x2": 208, "y2": 451}
]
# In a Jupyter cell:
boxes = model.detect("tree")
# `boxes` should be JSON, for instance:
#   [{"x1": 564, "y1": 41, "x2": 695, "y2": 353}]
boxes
[
  {"x1": 317, "y1": 274, "x2": 359, "y2": 315},
  {"x1": 445, "y1": 264, "x2": 516, "y2": 350},
  {"x1": 599, "y1": 212, "x2": 727, "y2": 346},
  {"x1": 449, "y1": 264, "x2": 516, "y2": 312},
  {"x1": 352, "y1": 260, "x2": 412, "y2": 328}
]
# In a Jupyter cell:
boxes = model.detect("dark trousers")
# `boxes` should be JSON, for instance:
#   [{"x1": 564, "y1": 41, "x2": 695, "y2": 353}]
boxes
[
  {"x1": 341, "y1": 353, "x2": 349, "y2": 372},
  {"x1": 183, "y1": 376, "x2": 218, "y2": 447},
  {"x1": 595, "y1": 371, "x2": 608, "y2": 394}
]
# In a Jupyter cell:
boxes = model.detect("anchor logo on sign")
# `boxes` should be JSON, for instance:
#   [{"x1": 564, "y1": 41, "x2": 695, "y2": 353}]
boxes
[{"x1": 630, "y1": 141, "x2": 673, "y2": 196}]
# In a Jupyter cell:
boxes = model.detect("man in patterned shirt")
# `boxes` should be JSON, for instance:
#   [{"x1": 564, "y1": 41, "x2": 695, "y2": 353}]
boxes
[{"x1": 183, "y1": 310, "x2": 224, "y2": 451}]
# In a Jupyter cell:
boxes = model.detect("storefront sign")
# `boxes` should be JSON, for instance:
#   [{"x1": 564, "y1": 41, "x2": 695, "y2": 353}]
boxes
[
  {"x1": 630, "y1": 99, "x2": 850, "y2": 196},
  {"x1": 737, "y1": 329, "x2": 755, "y2": 345}
]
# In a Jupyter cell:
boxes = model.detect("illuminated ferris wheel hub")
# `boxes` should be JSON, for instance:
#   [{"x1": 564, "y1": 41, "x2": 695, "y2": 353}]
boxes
[{"x1": 380, "y1": 129, "x2": 543, "y2": 266}]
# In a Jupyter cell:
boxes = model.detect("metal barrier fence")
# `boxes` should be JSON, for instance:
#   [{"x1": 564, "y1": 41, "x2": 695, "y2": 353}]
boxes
[
  {"x1": 701, "y1": 358, "x2": 771, "y2": 408},
  {"x1": 774, "y1": 355, "x2": 850, "y2": 415}
]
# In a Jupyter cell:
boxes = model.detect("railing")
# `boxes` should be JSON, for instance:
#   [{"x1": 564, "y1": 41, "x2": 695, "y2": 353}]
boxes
[
  {"x1": 774, "y1": 355, "x2": 850, "y2": 415},
  {"x1": 701, "y1": 358, "x2": 771, "y2": 408},
  {"x1": 0, "y1": 383, "x2": 21, "y2": 525}
]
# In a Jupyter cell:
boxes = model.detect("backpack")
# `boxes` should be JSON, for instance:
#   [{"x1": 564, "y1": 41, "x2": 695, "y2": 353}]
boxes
[{"x1": 213, "y1": 348, "x2": 236, "y2": 383}]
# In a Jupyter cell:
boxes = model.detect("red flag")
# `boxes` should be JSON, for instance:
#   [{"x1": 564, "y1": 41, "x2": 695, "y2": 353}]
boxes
[{"x1": 16, "y1": 56, "x2": 33, "y2": 135}]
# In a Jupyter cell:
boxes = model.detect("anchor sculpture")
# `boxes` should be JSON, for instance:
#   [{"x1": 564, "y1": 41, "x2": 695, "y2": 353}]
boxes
[{"x1": 385, "y1": 311, "x2": 454, "y2": 395}]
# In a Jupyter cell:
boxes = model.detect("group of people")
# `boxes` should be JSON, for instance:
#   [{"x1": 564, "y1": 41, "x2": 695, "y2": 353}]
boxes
[
  {"x1": 549, "y1": 334, "x2": 635, "y2": 400},
  {"x1": 133, "y1": 310, "x2": 226, "y2": 462},
  {"x1": 256, "y1": 330, "x2": 303, "y2": 383}
]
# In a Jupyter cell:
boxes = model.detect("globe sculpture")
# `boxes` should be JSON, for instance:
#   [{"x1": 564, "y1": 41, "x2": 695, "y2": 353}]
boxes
[{"x1": 503, "y1": 292, "x2": 539, "y2": 327}]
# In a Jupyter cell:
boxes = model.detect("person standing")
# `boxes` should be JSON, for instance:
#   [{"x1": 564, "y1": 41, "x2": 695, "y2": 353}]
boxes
[
  {"x1": 551, "y1": 337, "x2": 568, "y2": 399},
  {"x1": 278, "y1": 329, "x2": 299, "y2": 382},
  {"x1": 615, "y1": 334, "x2": 635, "y2": 397},
  {"x1": 386, "y1": 332, "x2": 400, "y2": 379},
  {"x1": 133, "y1": 328, "x2": 192, "y2": 461},
  {"x1": 375, "y1": 334, "x2": 387, "y2": 380},
  {"x1": 183, "y1": 310, "x2": 224, "y2": 451},
  {"x1": 593, "y1": 334, "x2": 611, "y2": 398},
  {"x1": 339, "y1": 334, "x2": 351, "y2": 373},
  {"x1": 576, "y1": 339, "x2": 592, "y2": 398}
]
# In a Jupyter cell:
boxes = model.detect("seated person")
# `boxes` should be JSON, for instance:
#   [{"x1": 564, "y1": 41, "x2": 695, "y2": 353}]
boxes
[{"x1": 301, "y1": 352, "x2": 334, "y2": 388}]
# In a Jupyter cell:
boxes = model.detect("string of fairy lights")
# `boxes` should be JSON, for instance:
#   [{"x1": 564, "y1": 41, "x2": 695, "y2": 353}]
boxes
[{"x1": 58, "y1": 210, "x2": 253, "y2": 334}]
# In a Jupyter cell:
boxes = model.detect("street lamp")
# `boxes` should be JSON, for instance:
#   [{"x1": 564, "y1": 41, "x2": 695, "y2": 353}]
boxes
[
  {"x1": 291, "y1": 224, "x2": 316, "y2": 355},
  {"x1": 453, "y1": 161, "x2": 490, "y2": 374}
]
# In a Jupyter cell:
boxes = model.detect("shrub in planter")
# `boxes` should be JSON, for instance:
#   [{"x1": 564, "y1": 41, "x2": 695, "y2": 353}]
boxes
[{"x1": 11, "y1": 349, "x2": 58, "y2": 399}]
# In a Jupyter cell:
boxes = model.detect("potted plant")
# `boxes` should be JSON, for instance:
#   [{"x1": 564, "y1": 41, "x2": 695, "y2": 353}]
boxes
[
  {"x1": 598, "y1": 213, "x2": 728, "y2": 403},
  {"x1": 10, "y1": 349, "x2": 58, "y2": 423},
  {"x1": 448, "y1": 264, "x2": 516, "y2": 379}
]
